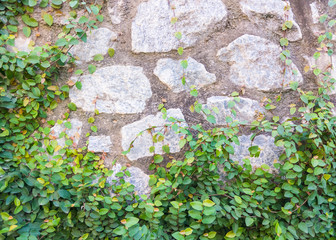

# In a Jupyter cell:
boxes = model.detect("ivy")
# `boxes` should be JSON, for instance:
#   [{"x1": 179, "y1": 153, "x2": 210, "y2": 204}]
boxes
[{"x1": 1, "y1": 1, "x2": 336, "y2": 240}]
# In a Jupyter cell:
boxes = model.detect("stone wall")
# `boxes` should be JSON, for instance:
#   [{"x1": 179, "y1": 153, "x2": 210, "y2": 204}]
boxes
[{"x1": 15, "y1": 0, "x2": 334, "y2": 195}]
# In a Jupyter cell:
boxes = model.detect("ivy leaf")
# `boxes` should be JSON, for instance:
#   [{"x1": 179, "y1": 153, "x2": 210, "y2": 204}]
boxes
[
  {"x1": 43, "y1": 14, "x2": 53, "y2": 26},
  {"x1": 178, "y1": 47, "x2": 184, "y2": 55},
  {"x1": 181, "y1": 60, "x2": 188, "y2": 69},
  {"x1": 90, "y1": 126, "x2": 97, "y2": 132},
  {"x1": 203, "y1": 199, "x2": 215, "y2": 207},
  {"x1": 68, "y1": 103, "x2": 77, "y2": 111},
  {"x1": 75, "y1": 81, "x2": 82, "y2": 90},
  {"x1": 125, "y1": 217, "x2": 139, "y2": 228},
  {"x1": 23, "y1": 27, "x2": 31, "y2": 37},
  {"x1": 88, "y1": 64, "x2": 96, "y2": 74},
  {"x1": 108, "y1": 48, "x2": 115, "y2": 57},
  {"x1": 245, "y1": 217, "x2": 254, "y2": 227},
  {"x1": 93, "y1": 54, "x2": 104, "y2": 61},
  {"x1": 190, "y1": 201, "x2": 203, "y2": 211},
  {"x1": 298, "y1": 222, "x2": 308, "y2": 233},
  {"x1": 22, "y1": 15, "x2": 38, "y2": 27}
]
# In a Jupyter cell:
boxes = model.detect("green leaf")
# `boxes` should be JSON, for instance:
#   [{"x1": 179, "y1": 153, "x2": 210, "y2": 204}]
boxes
[
  {"x1": 234, "y1": 196, "x2": 242, "y2": 204},
  {"x1": 298, "y1": 222, "x2": 308, "y2": 234},
  {"x1": 90, "y1": 126, "x2": 97, "y2": 132},
  {"x1": 23, "y1": 27, "x2": 31, "y2": 37},
  {"x1": 75, "y1": 81, "x2": 82, "y2": 90},
  {"x1": 99, "y1": 208, "x2": 109, "y2": 215},
  {"x1": 181, "y1": 60, "x2": 188, "y2": 69},
  {"x1": 175, "y1": 32, "x2": 182, "y2": 40},
  {"x1": 190, "y1": 201, "x2": 203, "y2": 211},
  {"x1": 226, "y1": 231, "x2": 236, "y2": 238},
  {"x1": 40, "y1": 0, "x2": 49, "y2": 7},
  {"x1": 93, "y1": 54, "x2": 104, "y2": 61},
  {"x1": 125, "y1": 217, "x2": 139, "y2": 228},
  {"x1": 88, "y1": 64, "x2": 96, "y2": 74},
  {"x1": 22, "y1": 15, "x2": 38, "y2": 27},
  {"x1": 113, "y1": 226, "x2": 127, "y2": 235},
  {"x1": 154, "y1": 155, "x2": 163, "y2": 163},
  {"x1": 203, "y1": 199, "x2": 215, "y2": 207},
  {"x1": 178, "y1": 47, "x2": 184, "y2": 55},
  {"x1": 202, "y1": 215, "x2": 216, "y2": 224},
  {"x1": 245, "y1": 217, "x2": 254, "y2": 227},
  {"x1": 43, "y1": 14, "x2": 53, "y2": 26},
  {"x1": 68, "y1": 103, "x2": 77, "y2": 111},
  {"x1": 108, "y1": 48, "x2": 115, "y2": 57}
]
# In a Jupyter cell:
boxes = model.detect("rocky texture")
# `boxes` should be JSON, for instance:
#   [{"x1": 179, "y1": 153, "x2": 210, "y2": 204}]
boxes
[
  {"x1": 121, "y1": 109, "x2": 187, "y2": 161},
  {"x1": 240, "y1": 0, "x2": 302, "y2": 41},
  {"x1": 70, "y1": 28, "x2": 117, "y2": 63},
  {"x1": 88, "y1": 136, "x2": 112, "y2": 152},
  {"x1": 154, "y1": 57, "x2": 216, "y2": 93},
  {"x1": 306, "y1": 53, "x2": 336, "y2": 94},
  {"x1": 231, "y1": 134, "x2": 283, "y2": 167},
  {"x1": 108, "y1": 0, "x2": 124, "y2": 24},
  {"x1": 310, "y1": 2, "x2": 320, "y2": 24},
  {"x1": 132, "y1": 0, "x2": 227, "y2": 53},
  {"x1": 217, "y1": 34, "x2": 303, "y2": 91},
  {"x1": 69, "y1": 66, "x2": 152, "y2": 114},
  {"x1": 204, "y1": 96, "x2": 264, "y2": 124},
  {"x1": 107, "y1": 163, "x2": 150, "y2": 196},
  {"x1": 50, "y1": 119, "x2": 83, "y2": 147}
]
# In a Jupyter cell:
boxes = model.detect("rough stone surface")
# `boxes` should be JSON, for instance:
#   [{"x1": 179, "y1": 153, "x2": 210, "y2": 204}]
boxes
[
  {"x1": 306, "y1": 53, "x2": 336, "y2": 94},
  {"x1": 132, "y1": 0, "x2": 227, "y2": 53},
  {"x1": 88, "y1": 136, "x2": 112, "y2": 152},
  {"x1": 204, "y1": 96, "x2": 264, "y2": 124},
  {"x1": 50, "y1": 119, "x2": 83, "y2": 147},
  {"x1": 121, "y1": 109, "x2": 187, "y2": 161},
  {"x1": 107, "y1": 164, "x2": 150, "y2": 196},
  {"x1": 217, "y1": 34, "x2": 303, "y2": 91},
  {"x1": 69, "y1": 66, "x2": 152, "y2": 114},
  {"x1": 70, "y1": 28, "x2": 117, "y2": 63},
  {"x1": 154, "y1": 57, "x2": 216, "y2": 93},
  {"x1": 310, "y1": 2, "x2": 320, "y2": 24},
  {"x1": 231, "y1": 134, "x2": 283, "y2": 167},
  {"x1": 240, "y1": 0, "x2": 302, "y2": 41},
  {"x1": 108, "y1": 0, "x2": 124, "y2": 24}
]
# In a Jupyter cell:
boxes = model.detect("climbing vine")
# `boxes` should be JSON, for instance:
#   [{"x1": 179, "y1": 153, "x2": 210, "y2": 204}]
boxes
[{"x1": 1, "y1": 1, "x2": 336, "y2": 240}]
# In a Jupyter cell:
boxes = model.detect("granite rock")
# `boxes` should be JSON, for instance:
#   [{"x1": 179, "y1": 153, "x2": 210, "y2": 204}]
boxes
[
  {"x1": 204, "y1": 96, "x2": 264, "y2": 124},
  {"x1": 88, "y1": 136, "x2": 112, "y2": 153},
  {"x1": 154, "y1": 57, "x2": 216, "y2": 93},
  {"x1": 240, "y1": 0, "x2": 302, "y2": 41},
  {"x1": 121, "y1": 108, "x2": 187, "y2": 161},
  {"x1": 70, "y1": 28, "x2": 117, "y2": 63},
  {"x1": 69, "y1": 66, "x2": 152, "y2": 114},
  {"x1": 217, "y1": 34, "x2": 303, "y2": 91},
  {"x1": 132, "y1": 0, "x2": 227, "y2": 53}
]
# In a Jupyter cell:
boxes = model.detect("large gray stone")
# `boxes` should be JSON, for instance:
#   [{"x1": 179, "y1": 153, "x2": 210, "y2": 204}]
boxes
[
  {"x1": 204, "y1": 96, "x2": 264, "y2": 124},
  {"x1": 50, "y1": 119, "x2": 83, "y2": 148},
  {"x1": 132, "y1": 0, "x2": 227, "y2": 53},
  {"x1": 88, "y1": 136, "x2": 112, "y2": 152},
  {"x1": 217, "y1": 34, "x2": 303, "y2": 91},
  {"x1": 154, "y1": 57, "x2": 216, "y2": 93},
  {"x1": 107, "y1": 164, "x2": 150, "y2": 196},
  {"x1": 69, "y1": 66, "x2": 152, "y2": 114},
  {"x1": 240, "y1": 0, "x2": 302, "y2": 41},
  {"x1": 231, "y1": 134, "x2": 283, "y2": 167},
  {"x1": 70, "y1": 28, "x2": 117, "y2": 63},
  {"x1": 121, "y1": 109, "x2": 187, "y2": 161}
]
